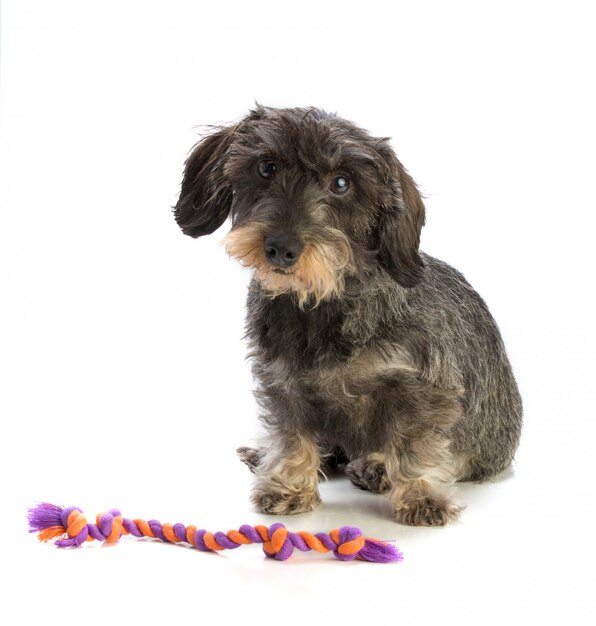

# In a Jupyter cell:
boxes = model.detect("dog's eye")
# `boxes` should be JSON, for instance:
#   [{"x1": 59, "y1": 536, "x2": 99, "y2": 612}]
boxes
[
  {"x1": 331, "y1": 175, "x2": 350, "y2": 194},
  {"x1": 258, "y1": 159, "x2": 277, "y2": 179}
]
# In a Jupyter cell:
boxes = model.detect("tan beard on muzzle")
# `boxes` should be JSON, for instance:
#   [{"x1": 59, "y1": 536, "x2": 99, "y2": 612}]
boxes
[{"x1": 222, "y1": 223, "x2": 354, "y2": 307}]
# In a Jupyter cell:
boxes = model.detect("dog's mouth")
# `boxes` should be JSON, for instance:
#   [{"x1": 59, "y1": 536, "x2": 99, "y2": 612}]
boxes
[{"x1": 271, "y1": 267, "x2": 293, "y2": 275}]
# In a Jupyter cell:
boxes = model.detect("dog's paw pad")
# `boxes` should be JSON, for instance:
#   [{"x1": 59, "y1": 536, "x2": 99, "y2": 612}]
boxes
[
  {"x1": 237, "y1": 446, "x2": 262, "y2": 473},
  {"x1": 251, "y1": 490, "x2": 320, "y2": 515},
  {"x1": 395, "y1": 498, "x2": 463, "y2": 527}
]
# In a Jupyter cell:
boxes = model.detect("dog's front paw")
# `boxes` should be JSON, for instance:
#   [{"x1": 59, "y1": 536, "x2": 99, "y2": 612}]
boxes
[
  {"x1": 395, "y1": 498, "x2": 463, "y2": 527},
  {"x1": 251, "y1": 487, "x2": 321, "y2": 515}
]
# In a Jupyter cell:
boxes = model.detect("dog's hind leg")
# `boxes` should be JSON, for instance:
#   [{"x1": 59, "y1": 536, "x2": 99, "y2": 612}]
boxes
[
  {"x1": 345, "y1": 453, "x2": 391, "y2": 494},
  {"x1": 237, "y1": 446, "x2": 262, "y2": 473}
]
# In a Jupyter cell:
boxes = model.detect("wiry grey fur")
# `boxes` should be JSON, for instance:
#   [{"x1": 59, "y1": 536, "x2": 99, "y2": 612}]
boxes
[{"x1": 174, "y1": 105, "x2": 522, "y2": 526}]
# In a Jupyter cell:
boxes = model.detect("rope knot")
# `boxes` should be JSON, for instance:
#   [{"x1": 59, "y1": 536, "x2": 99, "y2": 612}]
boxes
[
  {"x1": 262, "y1": 523, "x2": 294, "y2": 561},
  {"x1": 55, "y1": 506, "x2": 124, "y2": 546},
  {"x1": 330, "y1": 526, "x2": 365, "y2": 561},
  {"x1": 56, "y1": 506, "x2": 89, "y2": 547},
  {"x1": 94, "y1": 510, "x2": 124, "y2": 543}
]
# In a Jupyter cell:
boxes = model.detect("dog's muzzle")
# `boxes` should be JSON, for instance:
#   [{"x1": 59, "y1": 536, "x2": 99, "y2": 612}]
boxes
[{"x1": 264, "y1": 234, "x2": 303, "y2": 269}]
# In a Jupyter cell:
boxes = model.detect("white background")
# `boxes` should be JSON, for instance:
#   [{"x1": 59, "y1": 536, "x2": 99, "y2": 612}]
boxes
[{"x1": 1, "y1": 1, "x2": 595, "y2": 624}]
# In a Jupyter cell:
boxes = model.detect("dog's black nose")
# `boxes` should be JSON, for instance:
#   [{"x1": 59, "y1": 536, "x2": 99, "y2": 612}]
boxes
[{"x1": 264, "y1": 234, "x2": 303, "y2": 268}]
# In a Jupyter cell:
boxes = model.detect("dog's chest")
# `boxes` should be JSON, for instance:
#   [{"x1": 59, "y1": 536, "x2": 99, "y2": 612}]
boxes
[
  {"x1": 249, "y1": 296, "x2": 419, "y2": 453},
  {"x1": 285, "y1": 351, "x2": 402, "y2": 455},
  {"x1": 249, "y1": 291, "x2": 416, "y2": 423},
  {"x1": 250, "y1": 295, "x2": 361, "y2": 368}
]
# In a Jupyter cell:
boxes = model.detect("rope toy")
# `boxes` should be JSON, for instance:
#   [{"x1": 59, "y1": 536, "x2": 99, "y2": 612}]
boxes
[{"x1": 28, "y1": 502, "x2": 402, "y2": 563}]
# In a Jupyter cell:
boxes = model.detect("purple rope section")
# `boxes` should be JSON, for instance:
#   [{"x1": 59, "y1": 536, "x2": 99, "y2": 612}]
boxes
[{"x1": 27, "y1": 502, "x2": 403, "y2": 563}]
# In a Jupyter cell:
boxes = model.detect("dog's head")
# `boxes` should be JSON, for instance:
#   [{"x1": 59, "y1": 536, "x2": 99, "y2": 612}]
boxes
[{"x1": 174, "y1": 105, "x2": 425, "y2": 305}]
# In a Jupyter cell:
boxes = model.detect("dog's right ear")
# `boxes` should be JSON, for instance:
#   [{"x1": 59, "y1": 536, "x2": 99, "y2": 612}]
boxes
[
  {"x1": 173, "y1": 125, "x2": 236, "y2": 238},
  {"x1": 374, "y1": 141, "x2": 426, "y2": 288}
]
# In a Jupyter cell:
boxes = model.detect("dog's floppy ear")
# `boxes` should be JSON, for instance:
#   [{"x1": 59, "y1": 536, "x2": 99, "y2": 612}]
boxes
[
  {"x1": 173, "y1": 125, "x2": 236, "y2": 238},
  {"x1": 375, "y1": 141, "x2": 426, "y2": 287}
]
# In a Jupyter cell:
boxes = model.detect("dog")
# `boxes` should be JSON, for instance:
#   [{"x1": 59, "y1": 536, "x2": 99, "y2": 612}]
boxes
[{"x1": 173, "y1": 105, "x2": 522, "y2": 526}]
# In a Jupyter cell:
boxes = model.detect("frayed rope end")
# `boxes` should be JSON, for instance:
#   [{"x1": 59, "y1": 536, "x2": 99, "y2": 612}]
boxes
[
  {"x1": 358, "y1": 538, "x2": 403, "y2": 563},
  {"x1": 27, "y1": 503, "x2": 67, "y2": 542}
]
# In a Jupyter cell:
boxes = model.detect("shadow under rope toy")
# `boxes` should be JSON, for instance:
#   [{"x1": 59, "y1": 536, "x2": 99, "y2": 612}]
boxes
[{"x1": 28, "y1": 502, "x2": 402, "y2": 563}]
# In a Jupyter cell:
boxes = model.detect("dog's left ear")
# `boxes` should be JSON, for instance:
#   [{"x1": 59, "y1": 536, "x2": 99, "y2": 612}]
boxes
[
  {"x1": 173, "y1": 125, "x2": 236, "y2": 238},
  {"x1": 375, "y1": 141, "x2": 426, "y2": 287}
]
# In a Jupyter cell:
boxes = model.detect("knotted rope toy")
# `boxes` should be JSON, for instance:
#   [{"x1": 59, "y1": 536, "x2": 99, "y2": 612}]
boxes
[{"x1": 28, "y1": 503, "x2": 402, "y2": 563}]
